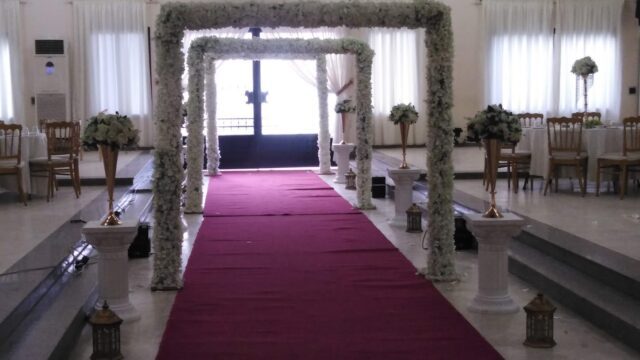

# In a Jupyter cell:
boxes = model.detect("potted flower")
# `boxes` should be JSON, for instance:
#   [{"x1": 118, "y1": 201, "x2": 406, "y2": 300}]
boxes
[
  {"x1": 467, "y1": 104, "x2": 521, "y2": 144},
  {"x1": 334, "y1": 99, "x2": 356, "y2": 144},
  {"x1": 388, "y1": 103, "x2": 419, "y2": 169},
  {"x1": 83, "y1": 112, "x2": 139, "y2": 225},
  {"x1": 467, "y1": 104, "x2": 521, "y2": 218},
  {"x1": 571, "y1": 56, "x2": 598, "y2": 116}
]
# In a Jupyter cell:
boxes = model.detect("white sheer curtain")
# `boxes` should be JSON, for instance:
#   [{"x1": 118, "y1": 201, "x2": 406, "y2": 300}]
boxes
[
  {"x1": 367, "y1": 28, "x2": 425, "y2": 146},
  {"x1": 484, "y1": 0, "x2": 554, "y2": 114},
  {"x1": 73, "y1": 0, "x2": 152, "y2": 146},
  {"x1": 262, "y1": 28, "x2": 353, "y2": 141},
  {"x1": 556, "y1": 0, "x2": 623, "y2": 121},
  {"x1": 0, "y1": 0, "x2": 23, "y2": 124},
  {"x1": 182, "y1": 28, "x2": 249, "y2": 99}
]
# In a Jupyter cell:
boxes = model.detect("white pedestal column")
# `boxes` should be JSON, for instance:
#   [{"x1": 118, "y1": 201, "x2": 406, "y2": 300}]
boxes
[
  {"x1": 82, "y1": 220, "x2": 140, "y2": 322},
  {"x1": 387, "y1": 168, "x2": 421, "y2": 227},
  {"x1": 332, "y1": 143, "x2": 355, "y2": 184},
  {"x1": 463, "y1": 213, "x2": 523, "y2": 314}
]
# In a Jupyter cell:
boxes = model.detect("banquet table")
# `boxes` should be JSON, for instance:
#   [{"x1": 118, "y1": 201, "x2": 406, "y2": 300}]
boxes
[
  {"x1": 0, "y1": 132, "x2": 47, "y2": 195},
  {"x1": 516, "y1": 126, "x2": 624, "y2": 181}
]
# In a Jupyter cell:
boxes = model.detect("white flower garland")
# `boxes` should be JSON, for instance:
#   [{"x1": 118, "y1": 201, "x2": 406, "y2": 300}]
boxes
[
  {"x1": 186, "y1": 37, "x2": 374, "y2": 214},
  {"x1": 153, "y1": 0, "x2": 455, "y2": 289},
  {"x1": 316, "y1": 55, "x2": 331, "y2": 174},
  {"x1": 184, "y1": 46, "x2": 205, "y2": 214},
  {"x1": 422, "y1": 8, "x2": 457, "y2": 281},
  {"x1": 205, "y1": 58, "x2": 221, "y2": 176}
]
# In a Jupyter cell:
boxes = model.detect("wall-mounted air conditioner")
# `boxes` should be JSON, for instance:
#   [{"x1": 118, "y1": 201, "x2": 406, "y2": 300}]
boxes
[{"x1": 33, "y1": 39, "x2": 70, "y2": 121}]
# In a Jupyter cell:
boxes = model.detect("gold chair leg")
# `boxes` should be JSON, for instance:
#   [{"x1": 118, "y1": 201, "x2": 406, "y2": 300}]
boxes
[
  {"x1": 16, "y1": 169, "x2": 27, "y2": 206},
  {"x1": 620, "y1": 165, "x2": 627, "y2": 200},
  {"x1": 70, "y1": 164, "x2": 80, "y2": 198},
  {"x1": 576, "y1": 164, "x2": 585, "y2": 197},
  {"x1": 46, "y1": 169, "x2": 52, "y2": 202},
  {"x1": 595, "y1": 160, "x2": 601, "y2": 196},
  {"x1": 74, "y1": 158, "x2": 82, "y2": 196},
  {"x1": 544, "y1": 165, "x2": 553, "y2": 196},
  {"x1": 512, "y1": 161, "x2": 519, "y2": 194}
]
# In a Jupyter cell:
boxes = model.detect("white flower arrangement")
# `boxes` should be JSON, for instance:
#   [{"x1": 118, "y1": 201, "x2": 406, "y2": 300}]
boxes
[
  {"x1": 334, "y1": 99, "x2": 356, "y2": 114},
  {"x1": 388, "y1": 103, "x2": 419, "y2": 125},
  {"x1": 154, "y1": 0, "x2": 455, "y2": 289},
  {"x1": 571, "y1": 56, "x2": 598, "y2": 77},
  {"x1": 467, "y1": 104, "x2": 522, "y2": 144},
  {"x1": 82, "y1": 112, "x2": 139, "y2": 150}
]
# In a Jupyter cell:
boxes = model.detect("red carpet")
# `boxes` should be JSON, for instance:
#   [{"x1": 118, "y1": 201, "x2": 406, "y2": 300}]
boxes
[
  {"x1": 203, "y1": 170, "x2": 360, "y2": 216},
  {"x1": 158, "y1": 171, "x2": 502, "y2": 359}
]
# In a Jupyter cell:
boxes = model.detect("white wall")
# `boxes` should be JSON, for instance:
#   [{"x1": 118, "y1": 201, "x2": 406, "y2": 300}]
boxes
[
  {"x1": 21, "y1": 0, "x2": 73, "y2": 128},
  {"x1": 16, "y1": 0, "x2": 639, "y2": 133}
]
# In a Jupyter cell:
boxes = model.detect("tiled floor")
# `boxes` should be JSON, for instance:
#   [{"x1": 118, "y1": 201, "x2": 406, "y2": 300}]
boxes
[
  {"x1": 1, "y1": 148, "x2": 638, "y2": 359},
  {"x1": 0, "y1": 150, "x2": 145, "y2": 274}
]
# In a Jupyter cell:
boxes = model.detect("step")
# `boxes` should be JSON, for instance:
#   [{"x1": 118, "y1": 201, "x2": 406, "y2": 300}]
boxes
[
  {"x1": 0, "y1": 154, "x2": 154, "y2": 360},
  {"x1": 509, "y1": 240, "x2": 640, "y2": 353},
  {"x1": 516, "y1": 223, "x2": 640, "y2": 301},
  {"x1": 0, "y1": 249, "x2": 98, "y2": 360}
]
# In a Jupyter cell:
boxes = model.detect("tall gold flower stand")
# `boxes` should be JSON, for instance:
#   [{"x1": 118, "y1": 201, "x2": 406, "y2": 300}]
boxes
[
  {"x1": 82, "y1": 220, "x2": 140, "y2": 322},
  {"x1": 463, "y1": 213, "x2": 523, "y2": 314}
]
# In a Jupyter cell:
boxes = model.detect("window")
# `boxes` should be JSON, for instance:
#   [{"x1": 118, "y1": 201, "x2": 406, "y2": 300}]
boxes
[
  {"x1": 0, "y1": 38, "x2": 14, "y2": 119},
  {"x1": 73, "y1": 0, "x2": 152, "y2": 145},
  {"x1": 368, "y1": 28, "x2": 424, "y2": 145},
  {"x1": 485, "y1": 0, "x2": 623, "y2": 119},
  {"x1": 89, "y1": 33, "x2": 148, "y2": 115}
]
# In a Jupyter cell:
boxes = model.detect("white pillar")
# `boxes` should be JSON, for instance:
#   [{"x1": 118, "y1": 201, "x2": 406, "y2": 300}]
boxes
[
  {"x1": 387, "y1": 168, "x2": 421, "y2": 227},
  {"x1": 82, "y1": 220, "x2": 140, "y2": 322},
  {"x1": 463, "y1": 213, "x2": 523, "y2": 314},
  {"x1": 332, "y1": 143, "x2": 355, "y2": 184}
]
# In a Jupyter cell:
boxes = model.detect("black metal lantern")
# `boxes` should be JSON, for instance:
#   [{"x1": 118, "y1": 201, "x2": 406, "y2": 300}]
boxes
[
  {"x1": 523, "y1": 293, "x2": 557, "y2": 348},
  {"x1": 345, "y1": 168, "x2": 357, "y2": 190},
  {"x1": 406, "y1": 203, "x2": 423, "y2": 233},
  {"x1": 89, "y1": 301, "x2": 123, "y2": 360}
]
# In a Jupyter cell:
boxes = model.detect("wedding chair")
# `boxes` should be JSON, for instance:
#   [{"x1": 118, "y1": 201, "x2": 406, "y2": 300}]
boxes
[
  {"x1": 482, "y1": 141, "x2": 532, "y2": 194},
  {"x1": 595, "y1": 116, "x2": 640, "y2": 199},
  {"x1": 0, "y1": 124, "x2": 27, "y2": 205},
  {"x1": 571, "y1": 111, "x2": 601, "y2": 122},
  {"x1": 517, "y1": 113, "x2": 544, "y2": 128},
  {"x1": 54, "y1": 121, "x2": 82, "y2": 196},
  {"x1": 29, "y1": 121, "x2": 80, "y2": 201},
  {"x1": 544, "y1": 117, "x2": 587, "y2": 196}
]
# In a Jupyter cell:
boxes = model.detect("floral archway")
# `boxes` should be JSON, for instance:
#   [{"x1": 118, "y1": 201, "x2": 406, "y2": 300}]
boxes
[
  {"x1": 183, "y1": 37, "x2": 374, "y2": 214},
  {"x1": 152, "y1": 0, "x2": 455, "y2": 290}
]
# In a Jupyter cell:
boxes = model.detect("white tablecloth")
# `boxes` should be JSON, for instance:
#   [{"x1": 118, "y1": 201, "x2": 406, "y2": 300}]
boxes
[
  {"x1": 516, "y1": 127, "x2": 624, "y2": 181},
  {"x1": 0, "y1": 133, "x2": 47, "y2": 194}
]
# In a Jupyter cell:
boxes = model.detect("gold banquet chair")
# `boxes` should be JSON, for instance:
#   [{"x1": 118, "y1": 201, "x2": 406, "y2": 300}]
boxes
[
  {"x1": 0, "y1": 124, "x2": 27, "y2": 205},
  {"x1": 517, "y1": 113, "x2": 544, "y2": 128},
  {"x1": 54, "y1": 121, "x2": 82, "y2": 196},
  {"x1": 571, "y1": 111, "x2": 601, "y2": 122},
  {"x1": 595, "y1": 116, "x2": 640, "y2": 199},
  {"x1": 29, "y1": 121, "x2": 80, "y2": 201},
  {"x1": 483, "y1": 141, "x2": 532, "y2": 193},
  {"x1": 544, "y1": 117, "x2": 588, "y2": 196}
]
